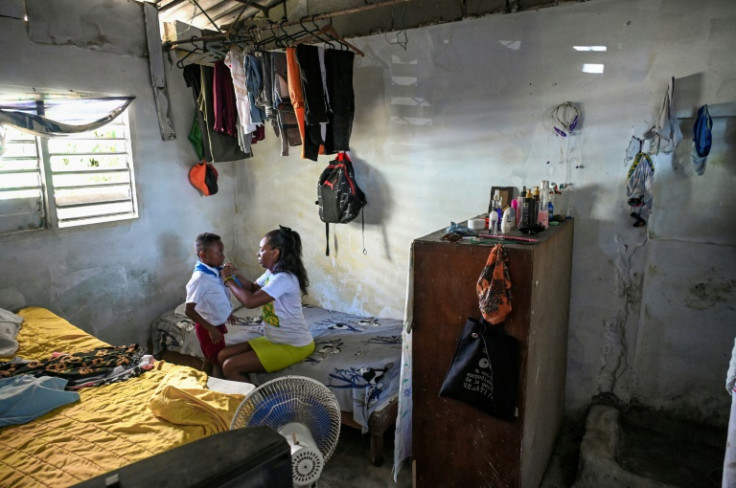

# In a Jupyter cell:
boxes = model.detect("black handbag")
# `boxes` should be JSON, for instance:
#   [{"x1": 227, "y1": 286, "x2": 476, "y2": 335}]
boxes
[{"x1": 439, "y1": 317, "x2": 519, "y2": 421}]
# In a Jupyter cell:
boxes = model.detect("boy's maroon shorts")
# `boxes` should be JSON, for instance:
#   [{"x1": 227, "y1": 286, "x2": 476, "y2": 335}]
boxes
[{"x1": 194, "y1": 323, "x2": 228, "y2": 363}]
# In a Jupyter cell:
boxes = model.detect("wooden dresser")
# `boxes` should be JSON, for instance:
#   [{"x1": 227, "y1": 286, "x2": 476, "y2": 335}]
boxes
[{"x1": 411, "y1": 219, "x2": 573, "y2": 487}]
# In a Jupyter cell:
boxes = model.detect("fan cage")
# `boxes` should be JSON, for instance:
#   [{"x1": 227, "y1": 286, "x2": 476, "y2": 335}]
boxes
[{"x1": 230, "y1": 376, "x2": 341, "y2": 463}]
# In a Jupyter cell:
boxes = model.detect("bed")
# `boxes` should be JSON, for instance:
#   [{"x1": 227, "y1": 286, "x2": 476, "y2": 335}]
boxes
[
  {"x1": 152, "y1": 303, "x2": 404, "y2": 466},
  {"x1": 0, "y1": 306, "x2": 254, "y2": 488}
]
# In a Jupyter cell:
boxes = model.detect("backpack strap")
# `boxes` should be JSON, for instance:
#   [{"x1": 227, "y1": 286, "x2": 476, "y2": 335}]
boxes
[
  {"x1": 361, "y1": 209, "x2": 367, "y2": 255},
  {"x1": 325, "y1": 221, "x2": 330, "y2": 256}
]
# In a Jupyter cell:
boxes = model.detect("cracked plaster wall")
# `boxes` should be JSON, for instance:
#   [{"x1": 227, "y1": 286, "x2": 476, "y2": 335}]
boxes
[
  {"x1": 0, "y1": 0, "x2": 237, "y2": 347},
  {"x1": 0, "y1": 0, "x2": 733, "y2": 425},
  {"x1": 234, "y1": 0, "x2": 736, "y2": 423}
]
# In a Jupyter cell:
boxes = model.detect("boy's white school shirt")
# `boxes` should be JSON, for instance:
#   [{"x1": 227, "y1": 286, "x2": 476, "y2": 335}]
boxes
[{"x1": 185, "y1": 262, "x2": 232, "y2": 326}]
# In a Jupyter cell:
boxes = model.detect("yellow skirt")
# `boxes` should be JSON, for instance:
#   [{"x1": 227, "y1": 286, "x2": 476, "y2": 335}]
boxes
[{"x1": 248, "y1": 336, "x2": 315, "y2": 373}]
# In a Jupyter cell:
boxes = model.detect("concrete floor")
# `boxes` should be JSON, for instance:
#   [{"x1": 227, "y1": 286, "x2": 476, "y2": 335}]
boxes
[
  {"x1": 319, "y1": 427, "x2": 412, "y2": 488},
  {"x1": 542, "y1": 403, "x2": 727, "y2": 488},
  {"x1": 318, "y1": 402, "x2": 728, "y2": 488}
]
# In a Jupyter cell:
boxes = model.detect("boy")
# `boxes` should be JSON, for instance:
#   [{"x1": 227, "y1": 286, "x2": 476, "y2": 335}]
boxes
[{"x1": 184, "y1": 232, "x2": 234, "y2": 377}]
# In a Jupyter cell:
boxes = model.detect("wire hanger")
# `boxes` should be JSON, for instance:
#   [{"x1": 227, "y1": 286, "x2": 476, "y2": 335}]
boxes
[
  {"x1": 175, "y1": 48, "x2": 198, "y2": 69},
  {"x1": 322, "y1": 24, "x2": 364, "y2": 56},
  {"x1": 291, "y1": 17, "x2": 364, "y2": 57},
  {"x1": 292, "y1": 16, "x2": 334, "y2": 49},
  {"x1": 277, "y1": 19, "x2": 295, "y2": 46}
]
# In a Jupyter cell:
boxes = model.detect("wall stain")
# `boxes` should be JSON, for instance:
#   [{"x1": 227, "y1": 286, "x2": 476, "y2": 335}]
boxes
[{"x1": 685, "y1": 278, "x2": 736, "y2": 310}]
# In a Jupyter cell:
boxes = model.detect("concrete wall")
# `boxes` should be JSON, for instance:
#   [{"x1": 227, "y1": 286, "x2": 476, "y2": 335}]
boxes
[
  {"x1": 0, "y1": 0, "x2": 240, "y2": 347},
  {"x1": 233, "y1": 0, "x2": 736, "y2": 424},
  {"x1": 0, "y1": 0, "x2": 734, "y2": 426}
]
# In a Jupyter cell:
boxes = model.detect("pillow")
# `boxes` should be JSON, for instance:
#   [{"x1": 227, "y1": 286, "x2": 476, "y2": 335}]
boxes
[
  {"x1": 174, "y1": 302, "x2": 188, "y2": 317},
  {"x1": 0, "y1": 308, "x2": 24, "y2": 358}
]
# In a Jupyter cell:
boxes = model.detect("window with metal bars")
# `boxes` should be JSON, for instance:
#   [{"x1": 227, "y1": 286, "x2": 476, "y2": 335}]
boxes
[{"x1": 0, "y1": 99, "x2": 137, "y2": 234}]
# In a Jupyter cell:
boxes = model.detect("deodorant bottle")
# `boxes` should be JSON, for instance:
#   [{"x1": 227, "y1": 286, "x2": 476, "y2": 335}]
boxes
[{"x1": 501, "y1": 207, "x2": 514, "y2": 233}]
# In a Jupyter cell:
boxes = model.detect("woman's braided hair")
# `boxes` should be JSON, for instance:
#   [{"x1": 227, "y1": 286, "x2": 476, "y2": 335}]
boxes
[{"x1": 265, "y1": 226, "x2": 309, "y2": 295}]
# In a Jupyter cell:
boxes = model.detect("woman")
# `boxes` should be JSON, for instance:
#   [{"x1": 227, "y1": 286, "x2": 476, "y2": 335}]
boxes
[{"x1": 218, "y1": 226, "x2": 314, "y2": 382}]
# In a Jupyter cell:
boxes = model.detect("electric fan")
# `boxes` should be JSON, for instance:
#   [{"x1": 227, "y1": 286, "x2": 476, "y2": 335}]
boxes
[{"x1": 230, "y1": 376, "x2": 341, "y2": 487}]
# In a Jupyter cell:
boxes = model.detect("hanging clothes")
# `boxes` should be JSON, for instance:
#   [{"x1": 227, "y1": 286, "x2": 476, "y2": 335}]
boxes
[
  {"x1": 296, "y1": 45, "x2": 329, "y2": 161},
  {"x1": 626, "y1": 152, "x2": 654, "y2": 227},
  {"x1": 296, "y1": 45, "x2": 330, "y2": 126},
  {"x1": 285, "y1": 47, "x2": 307, "y2": 147},
  {"x1": 691, "y1": 104, "x2": 712, "y2": 176},
  {"x1": 272, "y1": 51, "x2": 302, "y2": 156},
  {"x1": 652, "y1": 76, "x2": 683, "y2": 155},
  {"x1": 224, "y1": 47, "x2": 257, "y2": 155},
  {"x1": 244, "y1": 53, "x2": 266, "y2": 125},
  {"x1": 256, "y1": 51, "x2": 275, "y2": 122},
  {"x1": 212, "y1": 60, "x2": 238, "y2": 138},
  {"x1": 324, "y1": 49, "x2": 355, "y2": 153},
  {"x1": 186, "y1": 64, "x2": 249, "y2": 163}
]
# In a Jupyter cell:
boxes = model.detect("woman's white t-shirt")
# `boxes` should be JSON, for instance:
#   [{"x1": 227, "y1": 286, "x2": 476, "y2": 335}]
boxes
[{"x1": 256, "y1": 270, "x2": 312, "y2": 347}]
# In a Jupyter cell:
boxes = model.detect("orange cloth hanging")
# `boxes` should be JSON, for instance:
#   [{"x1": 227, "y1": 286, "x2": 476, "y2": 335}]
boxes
[
  {"x1": 285, "y1": 47, "x2": 306, "y2": 147},
  {"x1": 476, "y1": 244, "x2": 512, "y2": 324}
]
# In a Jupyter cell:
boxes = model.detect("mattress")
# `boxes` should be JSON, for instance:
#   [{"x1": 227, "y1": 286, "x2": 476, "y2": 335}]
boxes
[
  {"x1": 0, "y1": 307, "x2": 249, "y2": 488},
  {"x1": 152, "y1": 304, "x2": 404, "y2": 432}
]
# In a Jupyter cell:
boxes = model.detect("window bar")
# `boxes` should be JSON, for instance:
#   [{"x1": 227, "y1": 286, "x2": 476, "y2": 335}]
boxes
[
  {"x1": 35, "y1": 100, "x2": 53, "y2": 229},
  {"x1": 56, "y1": 199, "x2": 132, "y2": 209},
  {"x1": 59, "y1": 210, "x2": 135, "y2": 224},
  {"x1": 50, "y1": 169, "x2": 131, "y2": 176},
  {"x1": 53, "y1": 182, "x2": 132, "y2": 190}
]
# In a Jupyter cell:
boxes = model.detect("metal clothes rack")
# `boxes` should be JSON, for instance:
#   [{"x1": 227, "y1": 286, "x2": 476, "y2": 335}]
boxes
[{"x1": 163, "y1": 0, "x2": 410, "y2": 65}]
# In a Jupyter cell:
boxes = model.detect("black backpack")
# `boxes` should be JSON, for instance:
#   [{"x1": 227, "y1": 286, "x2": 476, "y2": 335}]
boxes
[{"x1": 316, "y1": 152, "x2": 367, "y2": 256}]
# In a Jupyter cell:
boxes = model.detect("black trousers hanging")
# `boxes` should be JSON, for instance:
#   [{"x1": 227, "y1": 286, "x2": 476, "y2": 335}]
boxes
[
  {"x1": 296, "y1": 45, "x2": 328, "y2": 161},
  {"x1": 296, "y1": 45, "x2": 356, "y2": 159},
  {"x1": 324, "y1": 49, "x2": 355, "y2": 154}
]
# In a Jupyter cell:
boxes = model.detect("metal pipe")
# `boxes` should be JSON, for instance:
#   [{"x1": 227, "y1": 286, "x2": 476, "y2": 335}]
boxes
[{"x1": 162, "y1": 0, "x2": 411, "y2": 49}]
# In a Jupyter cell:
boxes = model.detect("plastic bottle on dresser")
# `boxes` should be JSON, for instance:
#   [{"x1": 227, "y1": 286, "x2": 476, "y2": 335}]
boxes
[
  {"x1": 547, "y1": 189, "x2": 555, "y2": 222},
  {"x1": 491, "y1": 190, "x2": 503, "y2": 231},
  {"x1": 515, "y1": 187, "x2": 526, "y2": 227},
  {"x1": 500, "y1": 206, "x2": 514, "y2": 233},
  {"x1": 520, "y1": 189, "x2": 535, "y2": 229},
  {"x1": 538, "y1": 192, "x2": 549, "y2": 228},
  {"x1": 489, "y1": 210, "x2": 499, "y2": 233}
]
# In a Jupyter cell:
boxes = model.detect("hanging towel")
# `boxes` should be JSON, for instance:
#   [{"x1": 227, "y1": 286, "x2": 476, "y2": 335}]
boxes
[
  {"x1": 652, "y1": 76, "x2": 683, "y2": 155},
  {"x1": 691, "y1": 104, "x2": 712, "y2": 176},
  {"x1": 476, "y1": 244, "x2": 512, "y2": 324}
]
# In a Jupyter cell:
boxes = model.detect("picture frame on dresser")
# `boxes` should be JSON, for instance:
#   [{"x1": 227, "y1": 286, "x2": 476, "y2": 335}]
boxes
[{"x1": 489, "y1": 186, "x2": 515, "y2": 212}]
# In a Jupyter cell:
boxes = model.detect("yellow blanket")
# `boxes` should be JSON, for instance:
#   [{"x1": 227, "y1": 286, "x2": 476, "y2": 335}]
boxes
[{"x1": 0, "y1": 307, "x2": 245, "y2": 488}]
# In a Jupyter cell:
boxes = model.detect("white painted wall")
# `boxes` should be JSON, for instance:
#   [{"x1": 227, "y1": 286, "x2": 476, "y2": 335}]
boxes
[
  {"x1": 233, "y1": 0, "x2": 736, "y2": 424},
  {"x1": 0, "y1": 0, "x2": 733, "y2": 426},
  {"x1": 0, "y1": 0, "x2": 240, "y2": 347}
]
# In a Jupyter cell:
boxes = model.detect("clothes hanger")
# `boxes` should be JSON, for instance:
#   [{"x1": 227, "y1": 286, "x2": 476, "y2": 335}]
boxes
[
  {"x1": 319, "y1": 24, "x2": 364, "y2": 57},
  {"x1": 292, "y1": 17, "x2": 331, "y2": 49},
  {"x1": 276, "y1": 19, "x2": 296, "y2": 47},
  {"x1": 253, "y1": 20, "x2": 277, "y2": 50},
  {"x1": 292, "y1": 18, "x2": 363, "y2": 57},
  {"x1": 174, "y1": 48, "x2": 199, "y2": 69},
  {"x1": 205, "y1": 40, "x2": 228, "y2": 59},
  {"x1": 310, "y1": 16, "x2": 335, "y2": 50},
  {"x1": 269, "y1": 21, "x2": 284, "y2": 49}
]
